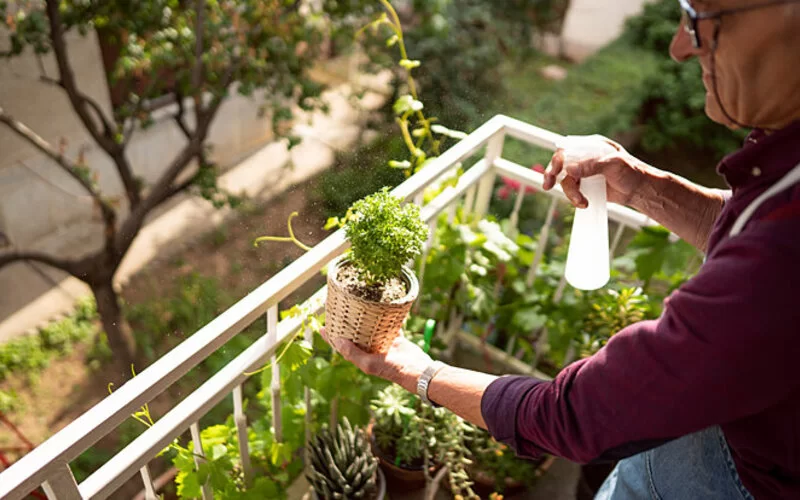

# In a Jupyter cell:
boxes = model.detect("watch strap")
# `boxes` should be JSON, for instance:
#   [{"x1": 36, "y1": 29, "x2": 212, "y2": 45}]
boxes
[{"x1": 417, "y1": 360, "x2": 446, "y2": 407}]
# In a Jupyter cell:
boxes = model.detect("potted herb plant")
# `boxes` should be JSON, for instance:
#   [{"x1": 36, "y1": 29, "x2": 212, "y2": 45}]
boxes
[
  {"x1": 367, "y1": 384, "x2": 478, "y2": 497},
  {"x1": 307, "y1": 418, "x2": 387, "y2": 500},
  {"x1": 325, "y1": 187, "x2": 428, "y2": 353},
  {"x1": 367, "y1": 384, "x2": 434, "y2": 489}
]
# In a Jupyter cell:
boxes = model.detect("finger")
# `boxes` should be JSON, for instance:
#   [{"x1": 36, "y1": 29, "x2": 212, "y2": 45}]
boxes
[
  {"x1": 565, "y1": 155, "x2": 615, "y2": 180},
  {"x1": 561, "y1": 175, "x2": 588, "y2": 208},
  {"x1": 318, "y1": 327, "x2": 331, "y2": 346},
  {"x1": 543, "y1": 151, "x2": 564, "y2": 191}
]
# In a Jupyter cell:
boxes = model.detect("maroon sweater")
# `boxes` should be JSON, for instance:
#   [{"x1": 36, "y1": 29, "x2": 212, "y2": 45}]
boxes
[{"x1": 481, "y1": 121, "x2": 800, "y2": 499}]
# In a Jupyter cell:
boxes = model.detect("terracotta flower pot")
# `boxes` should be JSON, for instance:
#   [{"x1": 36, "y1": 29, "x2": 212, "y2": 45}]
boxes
[
  {"x1": 468, "y1": 469, "x2": 526, "y2": 497},
  {"x1": 325, "y1": 255, "x2": 419, "y2": 353},
  {"x1": 467, "y1": 455, "x2": 556, "y2": 497}
]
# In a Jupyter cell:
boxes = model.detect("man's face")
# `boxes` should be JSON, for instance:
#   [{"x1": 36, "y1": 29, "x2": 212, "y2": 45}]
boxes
[{"x1": 669, "y1": 0, "x2": 800, "y2": 130}]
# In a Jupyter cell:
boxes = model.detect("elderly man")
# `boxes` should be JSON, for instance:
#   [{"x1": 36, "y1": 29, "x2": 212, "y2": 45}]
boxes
[{"x1": 324, "y1": 1, "x2": 800, "y2": 498}]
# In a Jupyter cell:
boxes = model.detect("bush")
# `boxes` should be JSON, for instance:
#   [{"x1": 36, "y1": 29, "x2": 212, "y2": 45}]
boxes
[
  {"x1": 623, "y1": 0, "x2": 747, "y2": 154},
  {"x1": 498, "y1": 38, "x2": 661, "y2": 167},
  {"x1": 363, "y1": 0, "x2": 567, "y2": 129},
  {"x1": 0, "y1": 300, "x2": 98, "y2": 381}
]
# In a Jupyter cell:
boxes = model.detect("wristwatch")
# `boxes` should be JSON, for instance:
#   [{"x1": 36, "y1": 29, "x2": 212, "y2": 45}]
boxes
[{"x1": 416, "y1": 360, "x2": 447, "y2": 407}]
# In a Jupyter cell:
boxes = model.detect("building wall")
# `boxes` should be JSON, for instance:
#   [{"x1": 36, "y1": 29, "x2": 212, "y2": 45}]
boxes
[
  {"x1": 560, "y1": 0, "x2": 651, "y2": 61},
  {"x1": 0, "y1": 30, "x2": 275, "y2": 250}
]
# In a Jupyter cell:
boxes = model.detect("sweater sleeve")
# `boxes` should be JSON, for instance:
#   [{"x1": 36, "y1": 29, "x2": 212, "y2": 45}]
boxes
[{"x1": 481, "y1": 220, "x2": 800, "y2": 464}]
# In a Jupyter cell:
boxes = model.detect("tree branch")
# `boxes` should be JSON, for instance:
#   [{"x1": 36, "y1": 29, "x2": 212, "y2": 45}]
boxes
[
  {"x1": 173, "y1": 91, "x2": 194, "y2": 139},
  {"x1": 192, "y1": 0, "x2": 205, "y2": 118},
  {"x1": 114, "y1": 60, "x2": 240, "y2": 259},
  {"x1": 39, "y1": 74, "x2": 115, "y2": 139},
  {"x1": 163, "y1": 173, "x2": 197, "y2": 201},
  {"x1": 0, "y1": 106, "x2": 118, "y2": 250},
  {"x1": 43, "y1": 0, "x2": 142, "y2": 209},
  {"x1": 0, "y1": 107, "x2": 110, "y2": 214},
  {"x1": 0, "y1": 250, "x2": 77, "y2": 275}
]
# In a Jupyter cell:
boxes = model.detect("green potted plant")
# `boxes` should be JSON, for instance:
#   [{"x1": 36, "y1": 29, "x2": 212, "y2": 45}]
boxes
[
  {"x1": 325, "y1": 187, "x2": 429, "y2": 353},
  {"x1": 307, "y1": 418, "x2": 386, "y2": 500},
  {"x1": 254, "y1": 187, "x2": 427, "y2": 353},
  {"x1": 367, "y1": 384, "x2": 433, "y2": 489},
  {"x1": 368, "y1": 384, "x2": 478, "y2": 497}
]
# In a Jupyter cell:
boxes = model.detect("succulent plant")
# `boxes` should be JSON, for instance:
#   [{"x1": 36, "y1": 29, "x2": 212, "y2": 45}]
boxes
[{"x1": 307, "y1": 418, "x2": 379, "y2": 499}]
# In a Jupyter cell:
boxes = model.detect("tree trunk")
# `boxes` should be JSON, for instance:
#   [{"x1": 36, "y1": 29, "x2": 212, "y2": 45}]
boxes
[{"x1": 92, "y1": 279, "x2": 136, "y2": 367}]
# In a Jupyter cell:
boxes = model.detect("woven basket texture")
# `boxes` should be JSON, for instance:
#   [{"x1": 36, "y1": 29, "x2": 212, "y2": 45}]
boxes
[{"x1": 325, "y1": 256, "x2": 419, "y2": 353}]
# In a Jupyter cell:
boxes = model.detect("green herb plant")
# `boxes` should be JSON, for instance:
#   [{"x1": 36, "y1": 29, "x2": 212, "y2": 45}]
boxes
[{"x1": 326, "y1": 188, "x2": 428, "y2": 286}]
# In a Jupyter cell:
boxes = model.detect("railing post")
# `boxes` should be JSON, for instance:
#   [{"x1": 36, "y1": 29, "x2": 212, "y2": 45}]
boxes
[
  {"x1": 232, "y1": 385, "x2": 253, "y2": 487},
  {"x1": 303, "y1": 326, "x2": 314, "y2": 474},
  {"x1": 526, "y1": 197, "x2": 559, "y2": 287},
  {"x1": 610, "y1": 222, "x2": 626, "y2": 257},
  {"x1": 267, "y1": 306, "x2": 283, "y2": 443},
  {"x1": 140, "y1": 464, "x2": 158, "y2": 500},
  {"x1": 190, "y1": 422, "x2": 214, "y2": 500},
  {"x1": 507, "y1": 185, "x2": 527, "y2": 236},
  {"x1": 414, "y1": 217, "x2": 438, "y2": 313},
  {"x1": 473, "y1": 132, "x2": 505, "y2": 219},
  {"x1": 42, "y1": 463, "x2": 81, "y2": 500}
]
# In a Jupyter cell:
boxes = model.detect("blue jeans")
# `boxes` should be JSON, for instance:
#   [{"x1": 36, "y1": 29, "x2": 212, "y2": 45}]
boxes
[{"x1": 595, "y1": 427, "x2": 754, "y2": 500}]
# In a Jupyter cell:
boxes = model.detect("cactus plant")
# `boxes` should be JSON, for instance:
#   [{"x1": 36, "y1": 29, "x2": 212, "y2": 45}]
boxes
[{"x1": 307, "y1": 418, "x2": 379, "y2": 499}]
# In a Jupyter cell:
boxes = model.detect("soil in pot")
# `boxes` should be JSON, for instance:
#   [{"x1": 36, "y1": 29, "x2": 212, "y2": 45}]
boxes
[{"x1": 336, "y1": 262, "x2": 407, "y2": 302}]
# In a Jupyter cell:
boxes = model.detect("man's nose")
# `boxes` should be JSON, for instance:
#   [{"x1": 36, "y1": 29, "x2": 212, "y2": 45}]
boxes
[{"x1": 670, "y1": 20, "x2": 695, "y2": 62}]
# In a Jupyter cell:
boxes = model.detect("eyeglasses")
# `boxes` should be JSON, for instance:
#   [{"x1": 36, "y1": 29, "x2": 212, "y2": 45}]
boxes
[{"x1": 679, "y1": 0, "x2": 800, "y2": 49}]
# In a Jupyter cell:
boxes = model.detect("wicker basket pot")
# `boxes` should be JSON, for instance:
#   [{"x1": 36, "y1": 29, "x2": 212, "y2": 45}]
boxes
[{"x1": 325, "y1": 255, "x2": 419, "y2": 353}]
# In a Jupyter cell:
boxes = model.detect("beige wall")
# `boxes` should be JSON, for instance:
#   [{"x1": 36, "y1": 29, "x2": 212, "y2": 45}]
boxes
[
  {"x1": 0, "y1": 30, "x2": 275, "y2": 250},
  {"x1": 560, "y1": 0, "x2": 652, "y2": 61}
]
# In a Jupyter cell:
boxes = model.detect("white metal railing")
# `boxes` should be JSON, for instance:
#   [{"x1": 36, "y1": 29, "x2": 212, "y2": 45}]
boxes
[{"x1": 0, "y1": 115, "x2": 657, "y2": 500}]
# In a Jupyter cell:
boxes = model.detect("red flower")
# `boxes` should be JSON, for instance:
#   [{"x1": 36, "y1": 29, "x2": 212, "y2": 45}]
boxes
[{"x1": 501, "y1": 176, "x2": 536, "y2": 195}]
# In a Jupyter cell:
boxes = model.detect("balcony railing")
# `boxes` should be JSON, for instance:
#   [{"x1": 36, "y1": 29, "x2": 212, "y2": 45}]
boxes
[{"x1": 0, "y1": 115, "x2": 657, "y2": 500}]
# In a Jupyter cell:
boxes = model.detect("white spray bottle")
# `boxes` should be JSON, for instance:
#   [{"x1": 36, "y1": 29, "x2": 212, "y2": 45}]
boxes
[{"x1": 556, "y1": 135, "x2": 617, "y2": 291}]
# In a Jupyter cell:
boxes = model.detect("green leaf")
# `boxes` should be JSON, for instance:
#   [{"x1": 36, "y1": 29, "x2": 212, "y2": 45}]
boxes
[
  {"x1": 393, "y1": 95, "x2": 423, "y2": 115},
  {"x1": 627, "y1": 226, "x2": 670, "y2": 282},
  {"x1": 242, "y1": 477, "x2": 280, "y2": 499},
  {"x1": 512, "y1": 308, "x2": 547, "y2": 332},
  {"x1": 399, "y1": 59, "x2": 421, "y2": 70},
  {"x1": 324, "y1": 217, "x2": 341, "y2": 231},
  {"x1": 209, "y1": 443, "x2": 227, "y2": 461},
  {"x1": 431, "y1": 124, "x2": 468, "y2": 140},
  {"x1": 270, "y1": 442, "x2": 293, "y2": 466},
  {"x1": 282, "y1": 341, "x2": 312, "y2": 372},
  {"x1": 388, "y1": 160, "x2": 412, "y2": 169},
  {"x1": 176, "y1": 469, "x2": 202, "y2": 498}
]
